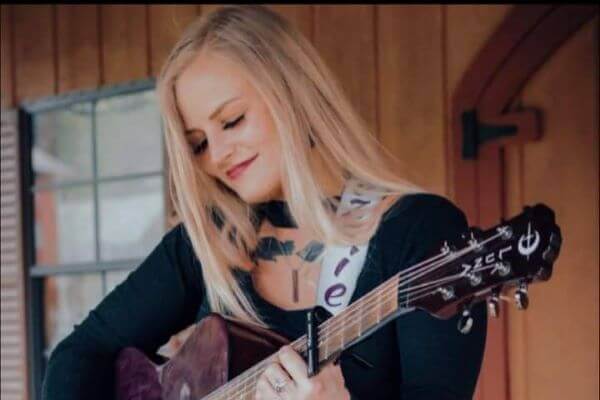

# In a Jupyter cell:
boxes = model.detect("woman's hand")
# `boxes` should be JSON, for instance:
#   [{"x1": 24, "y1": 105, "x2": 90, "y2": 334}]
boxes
[{"x1": 255, "y1": 345, "x2": 351, "y2": 400}]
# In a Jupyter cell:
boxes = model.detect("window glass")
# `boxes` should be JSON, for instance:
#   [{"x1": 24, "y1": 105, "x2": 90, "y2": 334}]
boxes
[
  {"x1": 98, "y1": 176, "x2": 165, "y2": 261},
  {"x1": 34, "y1": 186, "x2": 95, "y2": 265},
  {"x1": 96, "y1": 91, "x2": 163, "y2": 178},
  {"x1": 33, "y1": 103, "x2": 93, "y2": 185}
]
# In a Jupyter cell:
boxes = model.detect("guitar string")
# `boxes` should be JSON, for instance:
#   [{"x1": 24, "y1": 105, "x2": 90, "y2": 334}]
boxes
[{"x1": 204, "y1": 231, "x2": 505, "y2": 399}]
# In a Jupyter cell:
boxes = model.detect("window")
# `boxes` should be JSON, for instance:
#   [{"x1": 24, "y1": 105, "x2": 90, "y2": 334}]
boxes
[{"x1": 20, "y1": 79, "x2": 167, "y2": 398}]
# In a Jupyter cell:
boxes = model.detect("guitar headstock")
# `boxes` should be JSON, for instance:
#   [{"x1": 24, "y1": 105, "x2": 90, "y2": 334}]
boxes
[{"x1": 403, "y1": 203, "x2": 562, "y2": 331}]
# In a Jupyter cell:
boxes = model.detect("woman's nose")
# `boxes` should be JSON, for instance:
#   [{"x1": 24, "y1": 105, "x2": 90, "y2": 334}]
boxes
[{"x1": 208, "y1": 134, "x2": 235, "y2": 167}]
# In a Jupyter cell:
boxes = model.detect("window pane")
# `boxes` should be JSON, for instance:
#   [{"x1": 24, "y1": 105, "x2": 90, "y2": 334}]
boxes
[
  {"x1": 42, "y1": 274, "x2": 102, "y2": 360},
  {"x1": 96, "y1": 90, "x2": 163, "y2": 178},
  {"x1": 99, "y1": 176, "x2": 165, "y2": 261},
  {"x1": 34, "y1": 186, "x2": 95, "y2": 265},
  {"x1": 33, "y1": 103, "x2": 93, "y2": 185}
]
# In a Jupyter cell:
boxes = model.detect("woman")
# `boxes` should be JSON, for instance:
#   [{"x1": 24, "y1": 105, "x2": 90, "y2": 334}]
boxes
[{"x1": 42, "y1": 5, "x2": 486, "y2": 400}]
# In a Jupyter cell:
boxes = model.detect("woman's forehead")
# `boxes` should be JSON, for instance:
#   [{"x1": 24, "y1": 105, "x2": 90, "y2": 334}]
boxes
[{"x1": 175, "y1": 52, "x2": 252, "y2": 122}]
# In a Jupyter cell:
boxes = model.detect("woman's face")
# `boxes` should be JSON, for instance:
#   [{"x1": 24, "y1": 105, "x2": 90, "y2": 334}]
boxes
[{"x1": 175, "y1": 51, "x2": 284, "y2": 204}]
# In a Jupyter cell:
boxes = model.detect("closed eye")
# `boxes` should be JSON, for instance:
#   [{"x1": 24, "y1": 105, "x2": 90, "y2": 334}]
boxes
[
  {"x1": 223, "y1": 114, "x2": 245, "y2": 130},
  {"x1": 191, "y1": 114, "x2": 245, "y2": 155}
]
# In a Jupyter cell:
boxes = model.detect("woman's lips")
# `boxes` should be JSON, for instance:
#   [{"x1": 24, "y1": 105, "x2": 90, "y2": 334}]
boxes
[{"x1": 226, "y1": 155, "x2": 258, "y2": 180}]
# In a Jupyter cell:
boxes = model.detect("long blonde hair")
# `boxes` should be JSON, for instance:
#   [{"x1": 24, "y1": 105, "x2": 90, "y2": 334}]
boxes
[{"x1": 157, "y1": 5, "x2": 426, "y2": 326}]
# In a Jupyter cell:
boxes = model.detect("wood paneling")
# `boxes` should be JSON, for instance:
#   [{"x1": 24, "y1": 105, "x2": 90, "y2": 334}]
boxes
[
  {"x1": 13, "y1": 5, "x2": 54, "y2": 102},
  {"x1": 377, "y1": 5, "x2": 445, "y2": 194},
  {"x1": 56, "y1": 5, "x2": 100, "y2": 93},
  {"x1": 1, "y1": 5, "x2": 13, "y2": 108},
  {"x1": 314, "y1": 5, "x2": 377, "y2": 135},
  {"x1": 506, "y1": 15, "x2": 599, "y2": 400},
  {"x1": 149, "y1": 5, "x2": 199, "y2": 77},
  {"x1": 101, "y1": 5, "x2": 148, "y2": 85}
]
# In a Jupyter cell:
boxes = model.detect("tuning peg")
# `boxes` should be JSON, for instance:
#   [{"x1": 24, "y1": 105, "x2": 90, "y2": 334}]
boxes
[
  {"x1": 468, "y1": 272, "x2": 482, "y2": 286},
  {"x1": 514, "y1": 281, "x2": 529, "y2": 310},
  {"x1": 457, "y1": 306, "x2": 474, "y2": 334},
  {"x1": 487, "y1": 288, "x2": 501, "y2": 318}
]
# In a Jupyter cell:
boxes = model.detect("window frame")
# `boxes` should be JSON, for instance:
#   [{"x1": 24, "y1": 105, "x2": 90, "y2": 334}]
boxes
[{"x1": 18, "y1": 78, "x2": 166, "y2": 400}]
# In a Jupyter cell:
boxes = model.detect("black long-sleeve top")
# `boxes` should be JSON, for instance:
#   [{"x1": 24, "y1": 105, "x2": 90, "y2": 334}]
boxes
[{"x1": 42, "y1": 193, "x2": 487, "y2": 400}]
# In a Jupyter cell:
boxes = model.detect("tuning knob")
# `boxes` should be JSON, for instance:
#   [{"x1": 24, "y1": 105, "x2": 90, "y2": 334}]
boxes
[
  {"x1": 514, "y1": 281, "x2": 529, "y2": 310},
  {"x1": 457, "y1": 307, "x2": 474, "y2": 334},
  {"x1": 487, "y1": 289, "x2": 501, "y2": 318}
]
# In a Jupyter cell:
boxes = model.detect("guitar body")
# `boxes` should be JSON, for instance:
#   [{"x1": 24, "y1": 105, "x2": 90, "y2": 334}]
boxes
[{"x1": 115, "y1": 313, "x2": 289, "y2": 400}]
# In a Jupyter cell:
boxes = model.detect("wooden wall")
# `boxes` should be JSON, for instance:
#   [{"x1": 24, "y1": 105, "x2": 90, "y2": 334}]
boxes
[{"x1": 0, "y1": 5, "x2": 597, "y2": 400}]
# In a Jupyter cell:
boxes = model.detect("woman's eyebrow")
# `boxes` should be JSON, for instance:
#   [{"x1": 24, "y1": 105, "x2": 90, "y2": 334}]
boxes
[{"x1": 184, "y1": 96, "x2": 240, "y2": 136}]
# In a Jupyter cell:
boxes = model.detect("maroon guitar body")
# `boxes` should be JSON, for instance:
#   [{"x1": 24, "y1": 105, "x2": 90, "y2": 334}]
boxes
[{"x1": 115, "y1": 314, "x2": 288, "y2": 400}]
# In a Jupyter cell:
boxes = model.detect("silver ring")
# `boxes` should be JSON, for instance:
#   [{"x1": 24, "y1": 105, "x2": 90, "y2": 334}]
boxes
[{"x1": 273, "y1": 379, "x2": 286, "y2": 393}]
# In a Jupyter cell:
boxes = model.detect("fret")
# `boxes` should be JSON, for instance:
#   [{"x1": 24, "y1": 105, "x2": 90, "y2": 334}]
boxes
[
  {"x1": 339, "y1": 310, "x2": 346, "y2": 349},
  {"x1": 357, "y1": 301, "x2": 364, "y2": 337},
  {"x1": 376, "y1": 284, "x2": 383, "y2": 324},
  {"x1": 323, "y1": 326, "x2": 330, "y2": 360}
]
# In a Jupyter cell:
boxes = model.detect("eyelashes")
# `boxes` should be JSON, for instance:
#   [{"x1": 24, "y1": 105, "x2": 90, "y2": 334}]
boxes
[
  {"x1": 191, "y1": 114, "x2": 245, "y2": 155},
  {"x1": 223, "y1": 113, "x2": 245, "y2": 130}
]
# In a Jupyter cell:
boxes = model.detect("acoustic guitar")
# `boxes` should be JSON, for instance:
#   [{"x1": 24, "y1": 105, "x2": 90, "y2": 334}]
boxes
[{"x1": 115, "y1": 203, "x2": 562, "y2": 400}]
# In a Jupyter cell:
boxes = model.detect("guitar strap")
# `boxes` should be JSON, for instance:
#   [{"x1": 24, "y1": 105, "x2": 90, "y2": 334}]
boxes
[{"x1": 315, "y1": 178, "x2": 385, "y2": 316}]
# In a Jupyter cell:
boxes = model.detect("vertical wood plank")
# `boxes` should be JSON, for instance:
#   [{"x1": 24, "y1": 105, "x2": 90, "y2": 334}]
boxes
[
  {"x1": 445, "y1": 5, "x2": 512, "y2": 207},
  {"x1": 377, "y1": 5, "x2": 445, "y2": 194},
  {"x1": 101, "y1": 5, "x2": 148, "y2": 85},
  {"x1": 314, "y1": 5, "x2": 377, "y2": 135},
  {"x1": 1, "y1": 5, "x2": 13, "y2": 108},
  {"x1": 149, "y1": 5, "x2": 199, "y2": 77},
  {"x1": 13, "y1": 5, "x2": 55, "y2": 102},
  {"x1": 56, "y1": 5, "x2": 101, "y2": 93},
  {"x1": 445, "y1": 5, "x2": 512, "y2": 400}
]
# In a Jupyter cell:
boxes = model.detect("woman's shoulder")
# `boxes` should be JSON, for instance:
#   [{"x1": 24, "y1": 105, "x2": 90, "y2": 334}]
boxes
[{"x1": 380, "y1": 192, "x2": 468, "y2": 227}]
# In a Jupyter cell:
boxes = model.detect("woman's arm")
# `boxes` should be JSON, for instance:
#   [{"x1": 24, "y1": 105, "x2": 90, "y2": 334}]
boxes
[
  {"x1": 382, "y1": 194, "x2": 487, "y2": 400},
  {"x1": 42, "y1": 224, "x2": 205, "y2": 400}
]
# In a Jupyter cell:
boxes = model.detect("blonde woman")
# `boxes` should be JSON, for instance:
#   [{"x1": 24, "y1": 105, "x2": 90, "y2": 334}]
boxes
[{"x1": 43, "y1": 5, "x2": 486, "y2": 400}]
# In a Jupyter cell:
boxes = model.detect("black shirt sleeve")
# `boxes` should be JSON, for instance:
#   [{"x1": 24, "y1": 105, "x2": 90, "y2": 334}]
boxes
[
  {"x1": 381, "y1": 194, "x2": 487, "y2": 400},
  {"x1": 42, "y1": 224, "x2": 205, "y2": 400}
]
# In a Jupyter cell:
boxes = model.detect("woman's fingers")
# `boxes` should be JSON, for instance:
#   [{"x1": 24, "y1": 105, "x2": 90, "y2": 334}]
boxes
[
  {"x1": 255, "y1": 375, "x2": 280, "y2": 400},
  {"x1": 277, "y1": 345, "x2": 309, "y2": 385},
  {"x1": 263, "y1": 362, "x2": 294, "y2": 399}
]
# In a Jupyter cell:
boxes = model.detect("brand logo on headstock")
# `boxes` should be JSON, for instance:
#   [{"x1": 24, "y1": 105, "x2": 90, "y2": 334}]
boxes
[
  {"x1": 518, "y1": 222, "x2": 540, "y2": 259},
  {"x1": 461, "y1": 245, "x2": 512, "y2": 276}
]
